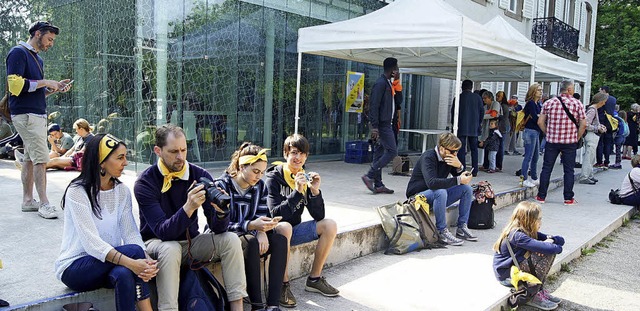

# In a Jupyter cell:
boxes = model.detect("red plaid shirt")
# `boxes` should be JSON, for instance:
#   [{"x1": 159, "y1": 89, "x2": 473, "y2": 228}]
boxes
[{"x1": 541, "y1": 94, "x2": 586, "y2": 144}]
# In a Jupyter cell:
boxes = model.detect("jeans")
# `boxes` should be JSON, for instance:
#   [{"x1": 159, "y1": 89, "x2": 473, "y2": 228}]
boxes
[
  {"x1": 497, "y1": 131, "x2": 506, "y2": 169},
  {"x1": 521, "y1": 128, "x2": 539, "y2": 180},
  {"x1": 614, "y1": 142, "x2": 623, "y2": 165},
  {"x1": 596, "y1": 132, "x2": 613, "y2": 165},
  {"x1": 508, "y1": 131, "x2": 518, "y2": 153},
  {"x1": 239, "y1": 233, "x2": 287, "y2": 308},
  {"x1": 581, "y1": 132, "x2": 599, "y2": 180},
  {"x1": 537, "y1": 142, "x2": 577, "y2": 201},
  {"x1": 489, "y1": 151, "x2": 497, "y2": 170},
  {"x1": 621, "y1": 190, "x2": 640, "y2": 207},
  {"x1": 61, "y1": 244, "x2": 150, "y2": 311},
  {"x1": 367, "y1": 124, "x2": 398, "y2": 187},
  {"x1": 457, "y1": 135, "x2": 479, "y2": 175},
  {"x1": 418, "y1": 184, "x2": 473, "y2": 231}
]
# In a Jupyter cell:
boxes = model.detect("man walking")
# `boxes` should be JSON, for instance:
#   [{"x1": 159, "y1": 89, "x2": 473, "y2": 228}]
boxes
[
  {"x1": 6, "y1": 21, "x2": 71, "y2": 218},
  {"x1": 535, "y1": 81, "x2": 586, "y2": 205},
  {"x1": 451, "y1": 80, "x2": 484, "y2": 176},
  {"x1": 361, "y1": 57, "x2": 399, "y2": 194},
  {"x1": 595, "y1": 86, "x2": 616, "y2": 168},
  {"x1": 134, "y1": 124, "x2": 247, "y2": 311}
]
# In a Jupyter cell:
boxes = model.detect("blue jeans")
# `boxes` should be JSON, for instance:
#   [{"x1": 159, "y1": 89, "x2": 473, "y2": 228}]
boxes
[
  {"x1": 61, "y1": 244, "x2": 150, "y2": 311},
  {"x1": 596, "y1": 132, "x2": 613, "y2": 165},
  {"x1": 621, "y1": 191, "x2": 640, "y2": 207},
  {"x1": 418, "y1": 184, "x2": 473, "y2": 231},
  {"x1": 367, "y1": 124, "x2": 397, "y2": 187},
  {"x1": 521, "y1": 128, "x2": 540, "y2": 180},
  {"x1": 537, "y1": 142, "x2": 577, "y2": 200},
  {"x1": 457, "y1": 135, "x2": 479, "y2": 175}
]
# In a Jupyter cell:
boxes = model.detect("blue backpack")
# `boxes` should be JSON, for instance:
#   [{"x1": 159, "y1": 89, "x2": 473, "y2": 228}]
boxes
[
  {"x1": 179, "y1": 265, "x2": 229, "y2": 311},
  {"x1": 615, "y1": 116, "x2": 629, "y2": 138}
]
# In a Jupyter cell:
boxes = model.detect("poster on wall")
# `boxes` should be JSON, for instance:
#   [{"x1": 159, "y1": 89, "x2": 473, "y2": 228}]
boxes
[{"x1": 345, "y1": 71, "x2": 364, "y2": 113}]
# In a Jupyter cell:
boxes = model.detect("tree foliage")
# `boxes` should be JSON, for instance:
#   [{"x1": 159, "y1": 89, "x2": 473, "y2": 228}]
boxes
[
  {"x1": 0, "y1": 0, "x2": 49, "y2": 52},
  {"x1": 592, "y1": 0, "x2": 640, "y2": 108}
]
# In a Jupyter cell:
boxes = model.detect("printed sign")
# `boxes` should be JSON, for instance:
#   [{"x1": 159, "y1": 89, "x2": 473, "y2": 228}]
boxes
[{"x1": 345, "y1": 71, "x2": 364, "y2": 113}]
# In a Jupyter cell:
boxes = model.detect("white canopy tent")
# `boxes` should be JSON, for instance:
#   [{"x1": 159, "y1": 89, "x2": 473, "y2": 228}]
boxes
[{"x1": 295, "y1": 0, "x2": 539, "y2": 135}]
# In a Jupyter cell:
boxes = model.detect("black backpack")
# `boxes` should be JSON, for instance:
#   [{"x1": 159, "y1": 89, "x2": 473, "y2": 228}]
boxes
[{"x1": 179, "y1": 265, "x2": 229, "y2": 311}]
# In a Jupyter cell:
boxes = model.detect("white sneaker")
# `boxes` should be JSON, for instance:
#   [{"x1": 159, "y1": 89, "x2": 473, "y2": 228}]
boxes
[
  {"x1": 532, "y1": 178, "x2": 540, "y2": 186},
  {"x1": 523, "y1": 178, "x2": 536, "y2": 188},
  {"x1": 38, "y1": 203, "x2": 58, "y2": 219},
  {"x1": 21, "y1": 199, "x2": 40, "y2": 212}
]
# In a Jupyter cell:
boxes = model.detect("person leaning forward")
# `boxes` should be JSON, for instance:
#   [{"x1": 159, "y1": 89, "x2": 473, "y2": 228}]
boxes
[
  {"x1": 134, "y1": 124, "x2": 247, "y2": 311},
  {"x1": 6, "y1": 21, "x2": 72, "y2": 219},
  {"x1": 406, "y1": 133, "x2": 478, "y2": 246}
]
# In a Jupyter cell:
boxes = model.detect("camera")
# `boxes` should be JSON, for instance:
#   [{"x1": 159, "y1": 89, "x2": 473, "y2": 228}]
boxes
[
  {"x1": 303, "y1": 173, "x2": 313, "y2": 183},
  {"x1": 193, "y1": 177, "x2": 231, "y2": 216}
]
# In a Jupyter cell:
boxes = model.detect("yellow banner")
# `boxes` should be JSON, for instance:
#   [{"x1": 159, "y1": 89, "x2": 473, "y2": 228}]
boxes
[{"x1": 345, "y1": 71, "x2": 364, "y2": 113}]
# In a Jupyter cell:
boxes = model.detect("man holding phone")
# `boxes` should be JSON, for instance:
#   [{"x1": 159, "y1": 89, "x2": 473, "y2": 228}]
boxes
[
  {"x1": 406, "y1": 133, "x2": 478, "y2": 246},
  {"x1": 266, "y1": 134, "x2": 339, "y2": 308},
  {"x1": 361, "y1": 57, "x2": 400, "y2": 194}
]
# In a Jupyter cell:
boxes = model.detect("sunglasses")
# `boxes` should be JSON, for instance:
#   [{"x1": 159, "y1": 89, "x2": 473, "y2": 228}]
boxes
[{"x1": 444, "y1": 147, "x2": 459, "y2": 154}]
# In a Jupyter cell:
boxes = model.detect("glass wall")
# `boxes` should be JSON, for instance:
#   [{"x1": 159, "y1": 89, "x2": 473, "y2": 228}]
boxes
[{"x1": 2, "y1": 0, "x2": 396, "y2": 172}]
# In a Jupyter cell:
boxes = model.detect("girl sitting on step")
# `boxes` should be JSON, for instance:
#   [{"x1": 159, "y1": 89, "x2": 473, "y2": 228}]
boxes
[{"x1": 492, "y1": 201, "x2": 564, "y2": 310}]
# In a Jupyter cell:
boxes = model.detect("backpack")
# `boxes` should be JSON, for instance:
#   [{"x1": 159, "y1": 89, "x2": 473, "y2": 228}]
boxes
[
  {"x1": 405, "y1": 194, "x2": 445, "y2": 248},
  {"x1": 616, "y1": 116, "x2": 629, "y2": 138},
  {"x1": 391, "y1": 155, "x2": 412, "y2": 176},
  {"x1": 179, "y1": 265, "x2": 229, "y2": 311},
  {"x1": 515, "y1": 110, "x2": 529, "y2": 132}
]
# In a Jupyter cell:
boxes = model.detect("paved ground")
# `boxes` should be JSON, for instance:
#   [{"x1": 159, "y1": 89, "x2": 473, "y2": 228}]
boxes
[{"x1": 0, "y1": 149, "x2": 633, "y2": 310}]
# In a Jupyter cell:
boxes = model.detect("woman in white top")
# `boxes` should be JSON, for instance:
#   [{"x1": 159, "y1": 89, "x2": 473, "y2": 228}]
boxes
[
  {"x1": 55, "y1": 134, "x2": 158, "y2": 311},
  {"x1": 619, "y1": 155, "x2": 640, "y2": 206}
]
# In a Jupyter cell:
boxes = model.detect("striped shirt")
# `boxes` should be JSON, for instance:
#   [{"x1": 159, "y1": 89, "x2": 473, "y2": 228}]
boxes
[
  {"x1": 214, "y1": 173, "x2": 270, "y2": 235},
  {"x1": 541, "y1": 94, "x2": 586, "y2": 144}
]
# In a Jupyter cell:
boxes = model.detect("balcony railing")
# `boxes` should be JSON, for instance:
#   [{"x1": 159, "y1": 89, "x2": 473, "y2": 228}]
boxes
[{"x1": 532, "y1": 17, "x2": 579, "y2": 61}]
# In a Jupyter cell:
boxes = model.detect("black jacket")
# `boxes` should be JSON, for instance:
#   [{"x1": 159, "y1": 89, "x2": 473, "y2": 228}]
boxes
[
  {"x1": 369, "y1": 74, "x2": 394, "y2": 129},
  {"x1": 406, "y1": 149, "x2": 463, "y2": 198}
]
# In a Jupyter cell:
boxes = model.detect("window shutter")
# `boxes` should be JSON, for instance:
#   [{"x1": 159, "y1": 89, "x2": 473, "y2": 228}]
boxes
[
  {"x1": 517, "y1": 82, "x2": 529, "y2": 104},
  {"x1": 579, "y1": 3, "x2": 587, "y2": 46},
  {"x1": 537, "y1": 0, "x2": 546, "y2": 18},
  {"x1": 555, "y1": 0, "x2": 565, "y2": 20},
  {"x1": 497, "y1": 82, "x2": 505, "y2": 92},
  {"x1": 523, "y1": 0, "x2": 534, "y2": 19},
  {"x1": 481, "y1": 82, "x2": 493, "y2": 91},
  {"x1": 573, "y1": 0, "x2": 581, "y2": 28},
  {"x1": 499, "y1": 0, "x2": 509, "y2": 9}
]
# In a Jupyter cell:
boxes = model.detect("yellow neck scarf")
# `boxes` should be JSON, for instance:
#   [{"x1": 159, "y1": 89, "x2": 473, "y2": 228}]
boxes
[
  {"x1": 282, "y1": 163, "x2": 306, "y2": 194},
  {"x1": 158, "y1": 158, "x2": 188, "y2": 193}
]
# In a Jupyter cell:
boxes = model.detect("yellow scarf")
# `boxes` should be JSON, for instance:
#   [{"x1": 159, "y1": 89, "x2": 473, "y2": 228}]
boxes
[
  {"x1": 282, "y1": 163, "x2": 306, "y2": 194},
  {"x1": 158, "y1": 158, "x2": 188, "y2": 193},
  {"x1": 239, "y1": 148, "x2": 270, "y2": 165}
]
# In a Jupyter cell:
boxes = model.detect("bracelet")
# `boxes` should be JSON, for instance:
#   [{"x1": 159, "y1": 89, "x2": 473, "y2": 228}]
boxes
[{"x1": 116, "y1": 253, "x2": 123, "y2": 265}]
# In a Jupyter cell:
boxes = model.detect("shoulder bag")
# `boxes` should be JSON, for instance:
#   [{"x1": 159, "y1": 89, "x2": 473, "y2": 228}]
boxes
[
  {"x1": 505, "y1": 233, "x2": 542, "y2": 308},
  {"x1": 559, "y1": 97, "x2": 584, "y2": 148}
]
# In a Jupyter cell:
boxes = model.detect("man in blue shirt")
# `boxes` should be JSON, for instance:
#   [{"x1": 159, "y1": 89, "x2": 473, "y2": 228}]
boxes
[
  {"x1": 596, "y1": 85, "x2": 616, "y2": 167},
  {"x1": 451, "y1": 80, "x2": 484, "y2": 176},
  {"x1": 6, "y1": 21, "x2": 71, "y2": 219}
]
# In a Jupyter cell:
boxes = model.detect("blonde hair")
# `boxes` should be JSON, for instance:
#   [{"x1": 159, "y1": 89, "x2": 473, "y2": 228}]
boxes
[
  {"x1": 632, "y1": 155, "x2": 640, "y2": 168},
  {"x1": 73, "y1": 118, "x2": 92, "y2": 133},
  {"x1": 525, "y1": 83, "x2": 541, "y2": 102},
  {"x1": 226, "y1": 142, "x2": 264, "y2": 177},
  {"x1": 492, "y1": 201, "x2": 541, "y2": 252},
  {"x1": 438, "y1": 133, "x2": 462, "y2": 150}
]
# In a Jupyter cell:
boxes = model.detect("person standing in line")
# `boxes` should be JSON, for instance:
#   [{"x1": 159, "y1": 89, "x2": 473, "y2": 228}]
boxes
[
  {"x1": 508, "y1": 95, "x2": 523, "y2": 155},
  {"x1": 496, "y1": 91, "x2": 510, "y2": 166},
  {"x1": 623, "y1": 103, "x2": 640, "y2": 159},
  {"x1": 534, "y1": 81, "x2": 586, "y2": 205},
  {"x1": 6, "y1": 21, "x2": 71, "y2": 218},
  {"x1": 595, "y1": 86, "x2": 616, "y2": 167},
  {"x1": 520, "y1": 84, "x2": 543, "y2": 188},
  {"x1": 480, "y1": 91, "x2": 501, "y2": 171},
  {"x1": 361, "y1": 58, "x2": 399, "y2": 194},
  {"x1": 579, "y1": 93, "x2": 608, "y2": 185},
  {"x1": 451, "y1": 80, "x2": 484, "y2": 176}
]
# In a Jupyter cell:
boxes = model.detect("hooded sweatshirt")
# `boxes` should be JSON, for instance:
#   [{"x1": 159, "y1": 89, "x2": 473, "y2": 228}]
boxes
[{"x1": 264, "y1": 164, "x2": 325, "y2": 227}]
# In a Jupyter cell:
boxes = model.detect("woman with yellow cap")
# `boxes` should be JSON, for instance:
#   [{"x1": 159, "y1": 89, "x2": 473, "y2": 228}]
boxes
[
  {"x1": 213, "y1": 142, "x2": 289, "y2": 311},
  {"x1": 55, "y1": 134, "x2": 158, "y2": 311}
]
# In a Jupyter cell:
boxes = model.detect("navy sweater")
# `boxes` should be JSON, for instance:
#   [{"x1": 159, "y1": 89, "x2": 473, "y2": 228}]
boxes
[
  {"x1": 524, "y1": 100, "x2": 541, "y2": 131},
  {"x1": 6, "y1": 45, "x2": 46, "y2": 115},
  {"x1": 134, "y1": 163, "x2": 229, "y2": 242},
  {"x1": 406, "y1": 149, "x2": 463, "y2": 198},
  {"x1": 265, "y1": 165, "x2": 325, "y2": 227},
  {"x1": 493, "y1": 230, "x2": 564, "y2": 281}
]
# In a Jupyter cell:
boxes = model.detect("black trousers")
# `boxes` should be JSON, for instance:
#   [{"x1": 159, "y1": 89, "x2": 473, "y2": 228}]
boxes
[{"x1": 240, "y1": 232, "x2": 287, "y2": 309}]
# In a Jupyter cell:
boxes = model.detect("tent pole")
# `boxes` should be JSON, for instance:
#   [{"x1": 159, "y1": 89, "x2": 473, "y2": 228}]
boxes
[
  {"x1": 294, "y1": 52, "x2": 302, "y2": 134},
  {"x1": 530, "y1": 65, "x2": 535, "y2": 85},
  {"x1": 453, "y1": 45, "x2": 462, "y2": 136}
]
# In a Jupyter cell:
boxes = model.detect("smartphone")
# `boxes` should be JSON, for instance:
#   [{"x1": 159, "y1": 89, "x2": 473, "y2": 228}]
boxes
[
  {"x1": 66, "y1": 80, "x2": 75, "y2": 85},
  {"x1": 271, "y1": 216, "x2": 283, "y2": 222}
]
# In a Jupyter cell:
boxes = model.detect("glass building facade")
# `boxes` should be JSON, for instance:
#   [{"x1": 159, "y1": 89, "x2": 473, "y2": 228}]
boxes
[{"x1": 2, "y1": 0, "x2": 426, "y2": 172}]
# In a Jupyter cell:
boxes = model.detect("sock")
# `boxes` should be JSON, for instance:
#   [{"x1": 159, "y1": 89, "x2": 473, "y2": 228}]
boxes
[
  {"x1": 282, "y1": 281, "x2": 290, "y2": 286},
  {"x1": 308, "y1": 276, "x2": 320, "y2": 282}
]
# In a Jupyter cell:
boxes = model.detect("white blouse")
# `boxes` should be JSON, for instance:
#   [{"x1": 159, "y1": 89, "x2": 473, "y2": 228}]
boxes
[{"x1": 54, "y1": 182, "x2": 145, "y2": 280}]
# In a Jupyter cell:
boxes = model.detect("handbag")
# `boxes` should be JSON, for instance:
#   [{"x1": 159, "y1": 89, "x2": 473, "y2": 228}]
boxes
[
  {"x1": 62, "y1": 302, "x2": 99, "y2": 311},
  {"x1": 558, "y1": 96, "x2": 584, "y2": 148},
  {"x1": 505, "y1": 233, "x2": 542, "y2": 308},
  {"x1": 610, "y1": 173, "x2": 638, "y2": 204}
]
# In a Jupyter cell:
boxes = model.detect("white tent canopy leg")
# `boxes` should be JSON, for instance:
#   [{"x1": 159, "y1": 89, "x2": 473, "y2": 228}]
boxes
[
  {"x1": 295, "y1": 52, "x2": 302, "y2": 134},
  {"x1": 453, "y1": 45, "x2": 462, "y2": 136}
]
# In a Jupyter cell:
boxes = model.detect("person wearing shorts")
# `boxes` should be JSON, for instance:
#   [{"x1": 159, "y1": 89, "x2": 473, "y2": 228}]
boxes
[
  {"x1": 266, "y1": 134, "x2": 339, "y2": 308},
  {"x1": 6, "y1": 21, "x2": 71, "y2": 219}
]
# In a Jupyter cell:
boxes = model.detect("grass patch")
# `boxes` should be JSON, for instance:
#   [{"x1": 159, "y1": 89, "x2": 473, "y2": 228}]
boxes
[
  {"x1": 631, "y1": 213, "x2": 640, "y2": 220},
  {"x1": 546, "y1": 274, "x2": 558, "y2": 283},
  {"x1": 581, "y1": 247, "x2": 596, "y2": 256},
  {"x1": 595, "y1": 241, "x2": 610, "y2": 248},
  {"x1": 560, "y1": 262, "x2": 571, "y2": 272},
  {"x1": 622, "y1": 218, "x2": 630, "y2": 227}
]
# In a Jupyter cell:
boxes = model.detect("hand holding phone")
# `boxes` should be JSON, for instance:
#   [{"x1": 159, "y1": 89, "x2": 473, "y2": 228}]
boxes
[{"x1": 271, "y1": 216, "x2": 283, "y2": 223}]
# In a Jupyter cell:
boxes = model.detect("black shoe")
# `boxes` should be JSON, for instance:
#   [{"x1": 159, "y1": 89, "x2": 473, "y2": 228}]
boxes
[
  {"x1": 575, "y1": 163, "x2": 582, "y2": 168},
  {"x1": 361, "y1": 175, "x2": 375, "y2": 192},
  {"x1": 374, "y1": 186, "x2": 395, "y2": 194},
  {"x1": 280, "y1": 282, "x2": 297, "y2": 308},
  {"x1": 515, "y1": 169, "x2": 522, "y2": 176},
  {"x1": 578, "y1": 178, "x2": 596, "y2": 185},
  {"x1": 590, "y1": 177, "x2": 599, "y2": 182},
  {"x1": 0, "y1": 299, "x2": 8, "y2": 307}
]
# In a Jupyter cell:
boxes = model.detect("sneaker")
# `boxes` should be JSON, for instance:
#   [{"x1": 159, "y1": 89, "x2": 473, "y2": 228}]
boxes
[
  {"x1": 578, "y1": 178, "x2": 596, "y2": 185},
  {"x1": 589, "y1": 177, "x2": 599, "y2": 182},
  {"x1": 305, "y1": 276, "x2": 339, "y2": 297},
  {"x1": 456, "y1": 224, "x2": 478, "y2": 241},
  {"x1": 526, "y1": 291, "x2": 558, "y2": 310},
  {"x1": 523, "y1": 178, "x2": 536, "y2": 188},
  {"x1": 541, "y1": 289, "x2": 562, "y2": 304},
  {"x1": 374, "y1": 185, "x2": 394, "y2": 194},
  {"x1": 532, "y1": 178, "x2": 540, "y2": 186},
  {"x1": 21, "y1": 199, "x2": 40, "y2": 212},
  {"x1": 575, "y1": 162, "x2": 582, "y2": 168},
  {"x1": 534, "y1": 196, "x2": 545, "y2": 204},
  {"x1": 486, "y1": 169, "x2": 496, "y2": 173},
  {"x1": 439, "y1": 228, "x2": 464, "y2": 246},
  {"x1": 594, "y1": 163, "x2": 604, "y2": 168},
  {"x1": 564, "y1": 198, "x2": 578, "y2": 206},
  {"x1": 279, "y1": 283, "x2": 297, "y2": 308},
  {"x1": 513, "y1": 151, "x2": 522, "y2": 155},
  {"x1": 361, "y1": 175, "x2": 375, "y2": 193},
  {"x1": 38, "y1": 203, "x2": 58, "y2": 219},
  {"x1": 609, "y1": 164, "x2": 622, "y2": 169}
]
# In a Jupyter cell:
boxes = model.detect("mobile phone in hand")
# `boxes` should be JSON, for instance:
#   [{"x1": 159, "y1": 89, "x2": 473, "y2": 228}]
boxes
[{"x1": 271, "y1": 216, "x2": 283, "y2": 222}]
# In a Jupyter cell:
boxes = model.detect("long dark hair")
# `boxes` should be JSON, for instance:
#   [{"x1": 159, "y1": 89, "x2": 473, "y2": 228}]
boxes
[{"x1": 61, "y1": 133, "x2": 125, "y2": 218}]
